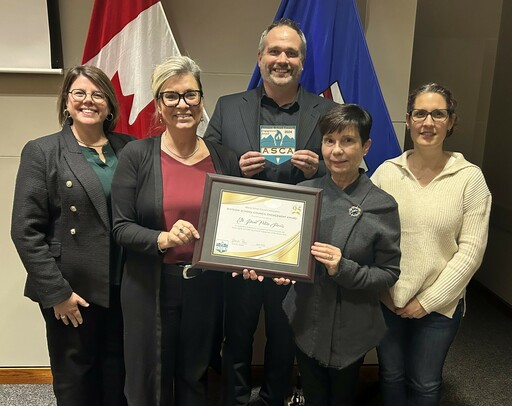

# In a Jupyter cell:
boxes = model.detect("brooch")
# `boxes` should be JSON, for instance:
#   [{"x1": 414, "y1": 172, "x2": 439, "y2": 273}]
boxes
[{"x1": 348, "y1": 206, "x2": 362, "y2": 217}]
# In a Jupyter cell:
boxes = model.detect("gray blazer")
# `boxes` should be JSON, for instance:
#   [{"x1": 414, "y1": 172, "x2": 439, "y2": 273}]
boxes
[
  {"x1": 204, "y1": 85, "x2": 338, "y2": 184},
  {"x1": 283, "y1": 173, "x2": 401, "y2": 369},
  {"x1": 11, "y1": 124, "x2": 133, "y2": 309}
]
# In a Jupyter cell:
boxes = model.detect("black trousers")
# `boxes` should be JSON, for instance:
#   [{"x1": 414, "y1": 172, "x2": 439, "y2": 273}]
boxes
[
  {"x1": 296, "y1": 349, "x2": 364, "y2": 406},
  {"x1": 160, "y1": 270, "x2": 224, "y2": 406},
  {"x1": 40, "y1": 286, "x2": 126, "y2": 406},
  {"x1": 223, "y1": 276, "x2": 295, "y2": 406}
]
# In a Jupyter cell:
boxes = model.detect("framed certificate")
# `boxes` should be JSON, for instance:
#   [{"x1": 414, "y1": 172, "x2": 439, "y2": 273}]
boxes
[{"x1": 192, "y1": 174, "x2": 322, "y2": 282}]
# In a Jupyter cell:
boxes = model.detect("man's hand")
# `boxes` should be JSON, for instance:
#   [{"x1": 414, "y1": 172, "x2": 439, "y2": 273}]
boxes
[
  {"x1": 239, "y1": 151, "x2": 266, "y2": 177},
  {"x1": 291, "y1": 150, "x2": 319, "y2": 179}
]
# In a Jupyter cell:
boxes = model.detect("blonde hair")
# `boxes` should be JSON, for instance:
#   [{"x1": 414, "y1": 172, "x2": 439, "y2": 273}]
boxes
[{"x1": 151, "y1": 56, "x2": 202, "y2": 101}]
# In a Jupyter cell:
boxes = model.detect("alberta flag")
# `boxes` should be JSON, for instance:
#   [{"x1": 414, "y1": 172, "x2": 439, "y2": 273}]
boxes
[
  {"x1": 249, "y1": 0, "x2": 401, "y2": 174},
  {"x1": 82, "y1": 0, "x2": 180, "y2": 138}
]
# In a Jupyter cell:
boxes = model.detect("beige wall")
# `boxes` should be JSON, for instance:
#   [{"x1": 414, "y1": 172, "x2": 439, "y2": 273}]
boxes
[
  {"x1": 360, "y1": 0, "x2": 417, "y2": 149},
  {"x1": 0, "y1": 0, "x2": 414, "y2": 366},
  {"x1": 407, "y1": 0, "x2": 502, "y2": 167}
]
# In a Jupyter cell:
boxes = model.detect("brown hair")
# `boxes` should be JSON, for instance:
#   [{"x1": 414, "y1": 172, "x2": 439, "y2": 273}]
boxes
[
  {"x1": 57, "y1": 65, "x2": 119, "y2": 133},
  {"x1": 407, "y1": 82, "x2": 458, "y2": 137}
]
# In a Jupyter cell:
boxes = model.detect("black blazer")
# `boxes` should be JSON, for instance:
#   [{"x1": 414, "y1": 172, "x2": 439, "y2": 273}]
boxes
[
  {"x1": 111, "y1": 136, "x2": 240, "y2": 405},
  {"x1": 11, "y1": 124, "x2": 134, "y2": 309},
  {"x1": 204, "y1": 86, "x2": 338, "y2": 184}
]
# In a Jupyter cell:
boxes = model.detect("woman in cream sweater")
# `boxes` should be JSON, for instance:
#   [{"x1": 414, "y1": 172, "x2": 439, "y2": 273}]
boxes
[{"x1": 371, "y1": 83, "x2": 491, "y2": 406}]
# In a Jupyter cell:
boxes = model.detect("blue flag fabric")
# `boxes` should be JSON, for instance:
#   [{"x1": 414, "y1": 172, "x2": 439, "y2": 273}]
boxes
[{"x1": 248, "y1": 0, "x2": 401, "y2": 174}]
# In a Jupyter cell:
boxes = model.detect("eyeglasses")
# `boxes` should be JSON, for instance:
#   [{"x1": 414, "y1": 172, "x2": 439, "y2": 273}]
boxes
[
  {"x1": 409, "y1": 109, "x2": 451, "y2": 122},
  {"x1": 68, "y1": 89, "x2": 107, "y2": 103},
  {"x1": 158, "y1": 90, "x2": 203, "y2": 107}
]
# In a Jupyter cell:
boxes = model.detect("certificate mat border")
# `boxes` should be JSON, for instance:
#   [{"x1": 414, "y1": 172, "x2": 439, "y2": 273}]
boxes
[{"x1": 192, "y1": 174, "x2": 322, "y2": 282}]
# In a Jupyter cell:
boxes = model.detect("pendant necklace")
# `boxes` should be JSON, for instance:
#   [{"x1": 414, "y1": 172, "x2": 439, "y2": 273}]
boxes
[
  {"x1": 163, "y1": 133, "x2": 200, "y2": 159},
  {"x1": 75, "y1": 137, "x2": 109, "y2": 148}
]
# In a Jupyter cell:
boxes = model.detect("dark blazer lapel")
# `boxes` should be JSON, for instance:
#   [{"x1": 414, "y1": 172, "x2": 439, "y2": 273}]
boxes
[
  {"x1": 152, "y1": 136, "x2": 165, "y2": 230},
  {"x1": 239, "y1": 88, "x2": 260, "y2": 151},
  {"x1": 61, "y1": 125, "x2": 110, "y2": 229},
  {"x1": 297, "y1": 90, "x2": 321, "y2": 150},
  {"x1": 108, "y1": 132, "x2": 129, "y2": 154}
]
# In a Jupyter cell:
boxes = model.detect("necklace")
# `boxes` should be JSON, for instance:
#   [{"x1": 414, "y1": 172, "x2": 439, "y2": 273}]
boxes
[
  {"x1": 75, "y1": 137, "x2": 109, "y2": 148},
  {"x1": 162, "y1": 134, "x2": 200, "y2": 159}
]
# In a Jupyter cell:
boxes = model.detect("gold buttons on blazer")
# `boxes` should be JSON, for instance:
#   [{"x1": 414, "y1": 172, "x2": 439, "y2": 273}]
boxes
[
  {"x1": 66, "y1": 181, "x2": 73, "y2": 188},
  {"x1": 70, "y1": 228, "x2": 76, "y2": 235},
  {"x1": 70, "y1": 206, "x2": 77, "y2": 212}
]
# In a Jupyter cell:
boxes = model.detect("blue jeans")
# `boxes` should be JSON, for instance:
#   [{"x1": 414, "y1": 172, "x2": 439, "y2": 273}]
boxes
[{"x1": 377, "y1": 300, "x2": 463, "y2": 406}]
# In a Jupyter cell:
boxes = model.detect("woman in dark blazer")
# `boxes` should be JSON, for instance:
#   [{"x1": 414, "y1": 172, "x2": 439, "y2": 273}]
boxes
[
  {"x1": 11, "y1": 65, "x2": 134, "y2": 406},
  {"x1": 111, "y1": 56, "x2": 240, "y2": 406}
]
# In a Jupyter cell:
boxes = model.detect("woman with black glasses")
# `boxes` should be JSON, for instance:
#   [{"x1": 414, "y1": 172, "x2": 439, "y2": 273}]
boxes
[
  {"x1": 11, "y1": 65, "x2": 134, "y2": 406},
  {"x1": 111, "y1": 56, "x2": 239, "y2": 406},
  {"x1": 371, "y1": 83, "x2": 491, "y2": 406}
]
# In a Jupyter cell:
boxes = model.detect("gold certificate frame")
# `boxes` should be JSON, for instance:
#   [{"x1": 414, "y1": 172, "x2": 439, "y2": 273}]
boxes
[{"x1": 192, "y1": 174, "x2": 322, "y2": 283}]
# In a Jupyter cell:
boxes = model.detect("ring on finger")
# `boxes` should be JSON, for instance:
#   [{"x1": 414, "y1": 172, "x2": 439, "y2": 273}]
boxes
[
  {"x1": 179, "y1": 227, "x2": 184, "y2": 234},
  {"x1": 61, "y1": 315, "x2": 67, "y2": 319},
  {"x1": 328, "y1": 254, "x2": 334, "y2": 260}
]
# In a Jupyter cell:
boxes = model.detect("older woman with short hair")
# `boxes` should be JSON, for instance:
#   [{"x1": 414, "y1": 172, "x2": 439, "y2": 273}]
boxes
[
  {"x1": 112, "y1": 55, "x2": 240, "y2": 406},
  {"x1": 245, "y1": 104, "x2": 401, "y2": 405}
]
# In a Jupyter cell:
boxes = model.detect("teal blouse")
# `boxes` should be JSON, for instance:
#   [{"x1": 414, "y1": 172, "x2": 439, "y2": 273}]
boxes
[{"x1": 80, "y1": 143, "x2": 123, "y2": 285}]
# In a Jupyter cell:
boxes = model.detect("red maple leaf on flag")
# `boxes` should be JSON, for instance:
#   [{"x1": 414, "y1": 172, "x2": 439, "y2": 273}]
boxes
[{"x1": 82, "y1": 0, "x2": 179, "y2": 138}]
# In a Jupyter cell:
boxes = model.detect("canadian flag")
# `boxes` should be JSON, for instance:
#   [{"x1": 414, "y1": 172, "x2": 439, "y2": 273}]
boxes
[{"x1": 83, "y1": 0, "x2": 180, "y2": 138}]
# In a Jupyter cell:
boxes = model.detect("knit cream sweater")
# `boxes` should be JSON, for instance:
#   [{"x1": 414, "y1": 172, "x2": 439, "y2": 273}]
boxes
[{"x1": 371, "y1": 151, "x2": 491, "y2": 317}]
